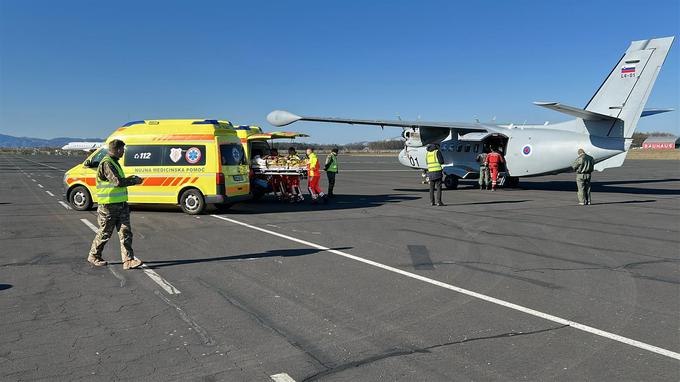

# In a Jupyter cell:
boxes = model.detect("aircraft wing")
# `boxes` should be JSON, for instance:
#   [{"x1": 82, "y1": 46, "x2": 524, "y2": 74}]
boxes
[
  {"x1": 533, "y1": 102, "x2": 619, "y2": 121},
  {"x1": 640, "y1": 108, "x2": 674, "y2": 117},
  {"x1": 247, "y1": 132, "x2": 309, "y2": 141},
  {"x1": 267, "y1": 110, "x2": 493, "y2": 134}
]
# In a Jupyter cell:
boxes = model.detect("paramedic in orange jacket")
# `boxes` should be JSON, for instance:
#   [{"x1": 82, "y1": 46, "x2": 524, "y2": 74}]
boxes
[
  {"x1": 485, "y1": 147, "x2": 505, "y2": 191},
  {"x1": 306, "y1": 147, "x2": 328, "y2": 203}
]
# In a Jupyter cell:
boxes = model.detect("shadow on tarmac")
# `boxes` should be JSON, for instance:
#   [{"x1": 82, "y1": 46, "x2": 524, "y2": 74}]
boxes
[
  {"x1": 589, "y1": 199, "x2": 657, "y2": 206},
  {"x1": 519, "y1": 179, "x2": 680, "y2": 195},
  {"x1": 141, "y1": 247, "x2": 352, "y2": 269},
  {"x1": 0, "y1": 284, "x2": 12, "y2": 291},
  {"x1": 231, "y1": 193, "x2": 419, "y2": 214},
  {"x1": 397, "y1": 178, "x2": 680, "y2": 196},
  {"x1": 451, "y1": 200, "x2": 532, "y2": 206},
  {"x1": 122, "y1": 194, "x2": 419, "y2": 215}
]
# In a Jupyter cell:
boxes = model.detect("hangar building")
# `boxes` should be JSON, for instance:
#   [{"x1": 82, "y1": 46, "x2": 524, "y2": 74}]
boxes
[{"x1": 642, "y1": 135, "x2": 678, "y2": 150}]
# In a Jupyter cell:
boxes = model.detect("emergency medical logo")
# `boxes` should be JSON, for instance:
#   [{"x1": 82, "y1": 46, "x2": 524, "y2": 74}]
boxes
[
  {"x1": 231, "y1": 147, "x2": 241, "y2": 162},
  {"x1": 185, "y1": 147, "x2": 202, "y2": 164},
  {"x1": 169, "y1": 148, "x2": 182, "y2": 163},
  {"x1": 521, "y1": 144, "x2": 532, "y2": 157}
]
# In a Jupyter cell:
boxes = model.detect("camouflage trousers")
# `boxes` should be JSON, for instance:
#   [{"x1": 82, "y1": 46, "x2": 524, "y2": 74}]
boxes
[
  {"x1": 576, "y1": 173, "x2": 592, "y2": 204},
  {"x1": 88, "y1": 202, "x2": 134, "y2": 261},
  {"x1": 478, "y1": 165, "x2": 490, "y2": 188}
]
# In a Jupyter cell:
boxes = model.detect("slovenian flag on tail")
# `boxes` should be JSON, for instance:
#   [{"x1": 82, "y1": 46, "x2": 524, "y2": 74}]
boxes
[{"x1": 621, "y1": 65, "x2": 636, "y2": 74}]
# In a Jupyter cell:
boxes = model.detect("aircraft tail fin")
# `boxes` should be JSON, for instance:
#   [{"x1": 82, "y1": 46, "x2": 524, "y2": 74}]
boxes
[{"x1": 584, "y1": 36, "x2": 674, "y2": 138}]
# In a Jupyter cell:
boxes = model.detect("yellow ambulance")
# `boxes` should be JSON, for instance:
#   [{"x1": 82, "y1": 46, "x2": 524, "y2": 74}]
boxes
[{"x1": 63, "y1": 119, "x2": 250, "y2": 214}]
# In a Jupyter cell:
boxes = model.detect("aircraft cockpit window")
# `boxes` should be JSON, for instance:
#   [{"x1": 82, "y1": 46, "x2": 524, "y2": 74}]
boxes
[{"x1": 464, "y1": 144, "x2": 471, "y2": 152}]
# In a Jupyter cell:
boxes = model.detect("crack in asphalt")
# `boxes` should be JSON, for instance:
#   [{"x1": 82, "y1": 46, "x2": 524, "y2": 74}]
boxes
[
  {"x1": 301, "y1": 325, "x2": 569, "y2": 381},
  {"x1": 154, "y1": 290, "x2": 215, "y2": 346},
  {"x1": 196, "y1": 277, "x2": 332, "y2": 370}
]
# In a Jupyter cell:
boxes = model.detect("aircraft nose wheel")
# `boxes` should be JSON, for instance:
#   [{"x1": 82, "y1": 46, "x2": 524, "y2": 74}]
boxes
[{"x1": 444, "y1": 175, "x2": 459, "y2": 189}]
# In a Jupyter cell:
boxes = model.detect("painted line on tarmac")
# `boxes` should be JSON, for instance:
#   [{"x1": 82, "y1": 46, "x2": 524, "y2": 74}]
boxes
[
  {"x1": 80, "y1": 218, "x2": 181, "y2": 295},
  {"x1": 270, "y1": 373, "x2": 297, "y2": 382},
  {"x1": 31, "y1": 178, "x2": 36, "y2": 182},
  {"x1": 17, "y1": 156, "x2": 66, "y2": 171},
  {"x1": 80, "y1": 217, "x2": 99, "y2": 232},
  {"x1": 45, "y1": 191, "x2": 55, "y2": 197},
  {"x1": 211, "y1": 214, "x2": 680, "y2": 361},
  {"x1": 58, "y1": 201, "x2": 72, "y2": 210},
  {"x1": 37, "y1": 183, "x2": 44, "y2": 188},
  {"x1": 139, "y1": 264, "x2": 182, "y2": 295}
]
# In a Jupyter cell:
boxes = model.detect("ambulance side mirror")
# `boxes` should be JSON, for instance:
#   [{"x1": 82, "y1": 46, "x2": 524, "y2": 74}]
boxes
[{"x1": 83, "y1": 160, "x2": 94, "y2": 168}]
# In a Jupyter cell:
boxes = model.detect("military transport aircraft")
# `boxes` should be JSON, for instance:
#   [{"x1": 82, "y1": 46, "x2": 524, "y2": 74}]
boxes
[{"x1": 267, "y1": 36, "x2": 675, "y2": 189}]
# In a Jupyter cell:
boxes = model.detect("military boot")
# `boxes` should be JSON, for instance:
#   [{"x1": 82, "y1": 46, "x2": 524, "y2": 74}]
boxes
[
  {"x1": 87, "y1": 255, "x2": 107, "y2": 267},
  {"x1": 123, "y1": 258, "x2": 143, "y2": 270}
]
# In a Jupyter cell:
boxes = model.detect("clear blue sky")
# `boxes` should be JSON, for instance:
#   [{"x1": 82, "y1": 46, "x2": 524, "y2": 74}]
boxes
[{"x1": 1, "y1": 0, "x2": 678, "y2": 143}]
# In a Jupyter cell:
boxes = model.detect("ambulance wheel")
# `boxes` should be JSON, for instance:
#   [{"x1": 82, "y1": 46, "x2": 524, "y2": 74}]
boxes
[
  {"x1": 505, "y1": 176, "x2": 520, "y2": 188},
  {"x1": 444, "y1": 175, "x2": 459, "y2": 190},
  {"x1": 180, "y1": 189, "x2": 205, "y2": 215},
  {"x1": 69, "y1": 186, "x2": 92, "y2": 211}
]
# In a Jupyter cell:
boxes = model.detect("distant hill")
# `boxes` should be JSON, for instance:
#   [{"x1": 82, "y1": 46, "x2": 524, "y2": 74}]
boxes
[{"x1": 0, "y1": 134, "x2": 104, "y2": 148}]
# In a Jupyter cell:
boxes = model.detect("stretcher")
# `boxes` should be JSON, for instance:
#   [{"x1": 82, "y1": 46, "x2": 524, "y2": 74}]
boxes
[
  {"x1": 246, "y1": 131, "x2": 310, "y2": 202},
  {"x1": 251, "y1": 164, "x2": 308, "y2": 177}
]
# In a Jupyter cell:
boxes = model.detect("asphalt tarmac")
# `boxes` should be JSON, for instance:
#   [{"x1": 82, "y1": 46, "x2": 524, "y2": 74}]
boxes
[{"x1": 1, "y1": 153, "x2": 678, "y2": 381}]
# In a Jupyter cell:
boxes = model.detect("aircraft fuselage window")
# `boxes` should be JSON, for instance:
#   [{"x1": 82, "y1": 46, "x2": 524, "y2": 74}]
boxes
[
  {"x1": 474, "y1": 144, "x2": 479, "y2": 153},
  {"x1": 457, "y1": 145, "x2": 463, "y2": 152},
  {"x1": 464, "y1": 144, "x2": 471, "y2": 152}
]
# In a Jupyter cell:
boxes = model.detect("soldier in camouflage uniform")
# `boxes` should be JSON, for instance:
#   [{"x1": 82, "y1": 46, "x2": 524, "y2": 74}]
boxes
[
  {"x1": 87, "y1": 139, "x2": 144, "y2": 269},
  {"x1": 571, "y1": 148, "x2": 595, "y2": 205},
  {"x1": 476, "y1": 150, "x2": 490, "y2": 190}
]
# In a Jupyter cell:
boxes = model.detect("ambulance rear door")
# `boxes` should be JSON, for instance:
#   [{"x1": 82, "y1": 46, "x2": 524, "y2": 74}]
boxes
[{"x1": 219, "y1": 142, "x2": 249, "y2": 199}]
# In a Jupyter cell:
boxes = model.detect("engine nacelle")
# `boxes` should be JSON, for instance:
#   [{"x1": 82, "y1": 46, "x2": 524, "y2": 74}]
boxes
[{"x1": 402, "y1": 127, "x2": 450, "y2": 147}]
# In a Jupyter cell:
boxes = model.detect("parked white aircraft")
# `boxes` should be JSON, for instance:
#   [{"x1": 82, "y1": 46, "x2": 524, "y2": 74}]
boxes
[
  {"x1": 268, "y1": 36, "x2": 675, "y2": 188},
  {"x1": 61, "y1": 142, "x2": 104, "y2": 152}
]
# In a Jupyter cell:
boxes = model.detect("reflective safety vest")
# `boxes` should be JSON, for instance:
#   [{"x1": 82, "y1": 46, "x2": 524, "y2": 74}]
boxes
[
  {"x1": 307, "y1": 153, "x2": 320, "y2": 177},
  {"x1": 426, "y1": 150, "x2": 442, "y2": 172},
  {"x1": 326, "y1": 153, "x2": 338, "y2": 172},
  {"x1": 96, "y1": 156, "x2": 128, "y2": 204}
]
